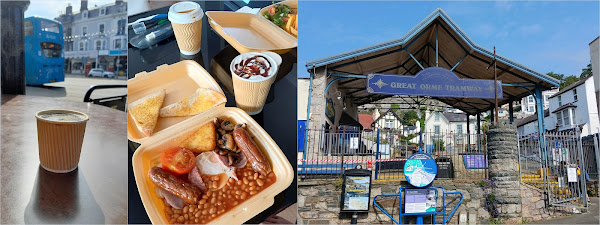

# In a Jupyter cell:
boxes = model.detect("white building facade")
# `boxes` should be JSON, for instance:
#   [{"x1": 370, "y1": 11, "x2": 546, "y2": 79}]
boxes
[
  {"x1": 56, "y1": 0, "x2": 127, "y2": 76},
  {"x1": 520, "y1": 89, "x2": 559, "y2": 114},
  {"x1": 547, "y1": 76, "x2": 599, "y2": 136}
]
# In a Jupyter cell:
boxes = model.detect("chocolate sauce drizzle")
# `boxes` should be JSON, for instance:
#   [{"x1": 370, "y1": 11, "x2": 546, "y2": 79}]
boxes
[{"x1": 233, "y1": 55, "x2": 272, "y2": 79}]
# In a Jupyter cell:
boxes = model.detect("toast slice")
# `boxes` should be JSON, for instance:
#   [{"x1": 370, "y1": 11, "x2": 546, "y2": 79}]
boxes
[
  {"x1": 180, "y1": 122, "x2": 217, "y2": 153},
  {"x1": 159, "y1": 88, "x2": 226, "y2": 117},
  {"x1": 128, "y1": 89, "x2": 166, "y2": 137}
]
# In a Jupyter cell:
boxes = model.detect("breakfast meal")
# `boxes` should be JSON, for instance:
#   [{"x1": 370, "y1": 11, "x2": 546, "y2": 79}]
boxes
[
  {"x1": 159, "y1": 88, "x2": 227, "y2": 117},
  {"x1": 232, "y1": 55, "x2": 273, "y2": 79},
  {"x1": 148, "y1": 118, "x2": 276, "y2": 224},
  {"x1": 129, "y1": 89, "x2": 166, "y2": 137},
  {"x1": 263, "y1": 2, "x2": 297, "y2": 37}
]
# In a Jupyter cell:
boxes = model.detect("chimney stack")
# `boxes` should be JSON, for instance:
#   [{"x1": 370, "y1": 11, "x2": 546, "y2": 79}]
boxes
[
  {"x1": 80, "y1": 0, "x2": 88, "y2": 11},
  {"x1": 66, "y1": 3, "x2": 72, "y2": 15}
]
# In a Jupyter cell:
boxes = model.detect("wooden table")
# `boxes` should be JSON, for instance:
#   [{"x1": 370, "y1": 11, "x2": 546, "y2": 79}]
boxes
[{"x1": 1, "y1": 95, "x2": 128, "y2": 224}]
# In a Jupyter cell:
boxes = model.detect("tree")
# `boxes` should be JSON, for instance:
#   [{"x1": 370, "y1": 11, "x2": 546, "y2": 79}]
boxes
[
  {"x1": 547, "y1": 72, "x2": 564, "y2": 82},
  {"x1": 402, "y1": 110, "x2": 419, "y2": 126},
  {"x1": 390, "y1": 104, "x2": 400, "y2": 113},
  {"x1": 562, "y1": 75, "x2": 580, "y2": 89},
  {"x1": 580, "y1": 63, "x2": 592, "y2": 79}
]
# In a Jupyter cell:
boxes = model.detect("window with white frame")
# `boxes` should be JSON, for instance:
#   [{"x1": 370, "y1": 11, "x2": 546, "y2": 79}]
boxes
[
  {"x1": 82, "y1": 26, "x2": 87, "y2": 36},
  {"x1": 573, "y1": 89, "x2": 577, "y2": 101},
  {"x1": 558, "y1": 96, "x2": 562, "y2": 106},
  {"x1": 100, "y1": 8, "x2": 106, "y2": 16},
  {"x1": 384, "y1": 119, "x2": 394, "y2": 128},
  {"x1": 99, "y1": 24, "x2": 105, "y2": 34},
  {"x1": 114, "y1": 38, "x2": 122, "y2": 49},
  {"x1": 79, "y1": 42, "x2": 84, "y2": 51},
  {"x1": 435, "y1": 113, "x2": 440, "y2": 121},
  {"x1": 96, "y1": 40, "x2": 102, "y2": 50},
  {"x1": 571, "y1": 108, "x2": 576, "y2": 124},
  {"x1": 562, "y1": 110, "x2": 570, "y2": 126},
  {"x1": 457, "y1": 124, "x2": 463, "y2": 133},
  {"x1": 434, "y1": 125, "x2": 440, "y2": 134},
  {"x1": 82, "y1": 11, "x2": 88, "y2": 19},
  {"x1": 528, "y1": 105, "x2": 534, "y2": 112},
  {"x1": 544, "y1": 95, "x2": 550, "y2": 104},
  {"x1": 528, "y1": 96, "x2": 534, "y2": 103}
]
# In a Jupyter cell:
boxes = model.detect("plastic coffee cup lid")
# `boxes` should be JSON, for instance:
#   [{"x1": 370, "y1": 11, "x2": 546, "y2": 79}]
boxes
[{"x1": 168, "y1": 1, "x2": 204, "y2": 24}]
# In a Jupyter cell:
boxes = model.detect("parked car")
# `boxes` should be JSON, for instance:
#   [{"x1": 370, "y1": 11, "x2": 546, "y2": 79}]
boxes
[{"x1": 88, "y1": 68, "x2": 115, "y2": 78}]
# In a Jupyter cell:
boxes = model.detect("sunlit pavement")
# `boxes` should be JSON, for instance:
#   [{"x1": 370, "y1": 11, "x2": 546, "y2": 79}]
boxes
[
  {"x1": 531, "y1": 197, "x2": 599, "y2": 224},
  {"x1": 25, "y1": 74, "x2": 127, "y2": 103}
]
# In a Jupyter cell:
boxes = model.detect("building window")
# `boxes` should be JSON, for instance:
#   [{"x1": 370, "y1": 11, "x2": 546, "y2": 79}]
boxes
[
  {"x1": 434, "y1": 125, "x2": 440, "y2": 134},
  {"x1": 557, "y1": 111, "x2": 563, "y2": 126},
  {"x1": 99, "y1": 24, "x2": 104, "y2": 34},
  {"x1": 384, "y1": 119, "x2": 394, "y2": 128},
  {"x1": 82, "y1": 11, "x2": 88, "y2": 19},
  {"x1": 114, "y1": 38, "x2": 122, "y2": 49},
  {"x1": 528, "y1": 105, "x2": 534, "y2": 112},
  {"x1": 558, "y1": 96, "x2": 562, "y2": 106},
  {"x1": 79, "y1": 41, "x2": 87, "y2": 51},
  {"x1": 434, "y1": 113, "x2": 440, "y2": 122},
  {"x1": 562, "y1": 110, "x2": 570, "y2": 126},
  {"x1": 528, "y1": 96, "x2": 534, "y2": 103},
  {"x1": 82, "y1": 26, "x2": 87, "y2": 36},
  {"x1": 96, "y1": 40, "x2": 102, "y2": 50},
  {"x1": 117, "y1": 19, "x2": 126, "y2": 35},
  {"x1": 100, "y1": 8, "x2": 106, "y2": 16},
  {"x1": 457, "y1": 124, "x2": 463, "y2": 133},
  {"x1": 573, "y1": 89, "x2": 577, "y2": 101},
  {"x1": 571, "y1": 108, "x2": 576, "y2": 124},
  {"x1": 544, "y1": 95, "x2": 549, "y2": 103}
]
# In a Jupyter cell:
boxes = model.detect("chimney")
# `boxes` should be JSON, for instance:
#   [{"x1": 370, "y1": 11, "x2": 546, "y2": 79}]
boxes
[
  {"x1": 115, "y1": 0, "x2": 123, "y2": 5},
  {"x1": 80, "y1": 0, "x2": 88, "y2": 11},
  {"x1": 66, "y1": 3, "x2": 72, "y2": 15}
]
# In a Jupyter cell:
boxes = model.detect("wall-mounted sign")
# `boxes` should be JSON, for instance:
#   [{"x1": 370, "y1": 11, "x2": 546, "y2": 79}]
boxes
[
  {"x1": 462, "y1": 155, "x2": 488, "y2": 169},
  {"x1": 325, "y1": 97, "x2": 335, "y2": 124},
  {"x1": 404, "y1": 152, "x2": 437, "y2": 187},
  {"x1": 366, "y1": 67, "x2": 502, "y2": 99}
]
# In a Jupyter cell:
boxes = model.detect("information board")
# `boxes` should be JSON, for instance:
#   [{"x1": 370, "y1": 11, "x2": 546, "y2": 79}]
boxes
[
  {"x1": 342, "y1": 176, "x2": 371, "y2": 211},
  {"x1": 404, "y1": 189, "x2": 437, "y2": 213},
  {"x1": 462, "y1": 155, "x2": 488, "y2": 169},
  {"x1": 404, "y1": 153, "x2": 437, "y2": 187}
]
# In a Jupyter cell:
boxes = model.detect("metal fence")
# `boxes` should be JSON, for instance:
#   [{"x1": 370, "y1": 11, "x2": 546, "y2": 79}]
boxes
[
  {"x1": 298, "y1": 128, "x2": 488, "y2": 181},
  {"x1": 518, "y1": 129, "x2": 597, "y2": 209}
]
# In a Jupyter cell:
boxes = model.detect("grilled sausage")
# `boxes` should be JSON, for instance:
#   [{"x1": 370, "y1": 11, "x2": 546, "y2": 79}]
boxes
[
  {"x1": 232, "y1": 125, "x2": 272, "y2": 176},
  {"x1": 149, "y1": 167, "x2": 202, "y2": 204}
]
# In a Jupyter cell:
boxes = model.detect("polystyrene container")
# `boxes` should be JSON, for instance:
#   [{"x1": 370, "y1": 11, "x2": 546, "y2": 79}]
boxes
[
  {"x1": 259, "y1": 0, "x2": 298, "y2": 38},
  {"x1": 206, "y1": 11, "x2": 297, "y2": 54},
  {"x1": 128, "y1": 60, "x2": 293, "y2": 224},
  {"x1": 127, "y1": 60, "x2": 223, "y2": 143}
]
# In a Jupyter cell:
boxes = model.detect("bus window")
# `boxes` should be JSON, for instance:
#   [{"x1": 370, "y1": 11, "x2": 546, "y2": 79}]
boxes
[
  {"x1": 25, "y1": 20, "x2": 33, "y2": 36},
  {"x1": 40, "y1": 42, "x2": 62, "y2": 58},
  {"x1": 40, "y1": 20, "x2": 60, "y2": 33}
]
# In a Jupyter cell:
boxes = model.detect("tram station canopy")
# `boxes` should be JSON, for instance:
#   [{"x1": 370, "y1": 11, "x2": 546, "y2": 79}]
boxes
[{"x1": 306, "y1": 8, "x2": 559, "y2": 115}]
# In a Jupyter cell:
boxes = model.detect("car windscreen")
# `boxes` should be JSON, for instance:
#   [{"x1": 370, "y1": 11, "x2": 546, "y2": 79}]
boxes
[{"x1": 40, "y1": 20, "x2": 60, "y2": 33}]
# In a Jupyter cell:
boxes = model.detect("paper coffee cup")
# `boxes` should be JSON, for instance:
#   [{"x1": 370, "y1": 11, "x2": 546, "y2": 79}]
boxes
[
  {"x1": 230, "y1": 52, "x2": 282, "y2": 115},
  {"x1": 36, "y1": 110, "x2": 89, "y2": 173},
  {"x1": 168, "y1": 1, "x2": 204, "y2": 55}
]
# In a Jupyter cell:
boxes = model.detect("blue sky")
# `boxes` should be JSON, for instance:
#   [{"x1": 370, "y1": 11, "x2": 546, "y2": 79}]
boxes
[{"x1": 298, "y1": 1, "x2": 600, "y2": 79}]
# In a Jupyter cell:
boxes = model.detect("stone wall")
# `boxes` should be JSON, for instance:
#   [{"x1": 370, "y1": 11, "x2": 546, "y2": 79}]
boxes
[
  {"x1": 520, "y1": 183, "x2": 572, "y2": 223},
  {"x1": 298, "y1": 180, "x2": 490, "y2": 224}
]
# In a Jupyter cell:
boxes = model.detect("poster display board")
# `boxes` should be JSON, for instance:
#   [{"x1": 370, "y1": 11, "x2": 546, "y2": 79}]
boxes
[{"x1": 404, "y1": 189, "x2": 437, "y2": 213}]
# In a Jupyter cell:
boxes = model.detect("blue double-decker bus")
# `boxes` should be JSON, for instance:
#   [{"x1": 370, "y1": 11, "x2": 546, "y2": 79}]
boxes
[{"x1": 24, "y1": 17, "x2": 65, "y2": 85}]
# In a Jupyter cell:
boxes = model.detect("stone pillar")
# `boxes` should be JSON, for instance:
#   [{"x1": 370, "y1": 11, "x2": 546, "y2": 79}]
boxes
[
  {"x1": 486, "y1": 124, "x2": 522, "y2": 222},
  {"x1": 1, "y1": 1, "x2": 29, "y2": 94},
  {"x1": 307, "y1": 66, "x2": 328, "y2": 129}
]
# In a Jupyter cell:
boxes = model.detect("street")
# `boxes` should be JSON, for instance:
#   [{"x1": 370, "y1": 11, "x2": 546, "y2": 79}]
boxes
[
  {"x1": 531, "y1": 197, "x2": 600, "y2": 224},
  {"x1": 25, "y1": 74, "x2": 127, "y2": 103}
]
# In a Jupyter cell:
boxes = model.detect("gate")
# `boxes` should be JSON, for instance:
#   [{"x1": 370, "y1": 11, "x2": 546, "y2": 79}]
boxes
[{"x1": 519, "y1": 129, "x2": 590, "y2": 209}]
